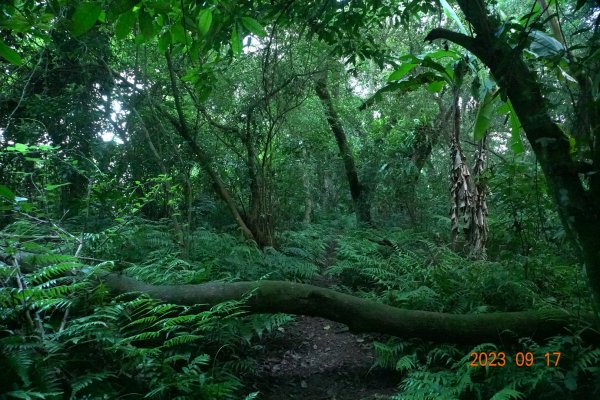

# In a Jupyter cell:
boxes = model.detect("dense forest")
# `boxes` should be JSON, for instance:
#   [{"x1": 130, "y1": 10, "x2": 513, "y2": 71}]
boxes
[{"x1": 1, "y1": 0, "x2": 600, "y2": 398}]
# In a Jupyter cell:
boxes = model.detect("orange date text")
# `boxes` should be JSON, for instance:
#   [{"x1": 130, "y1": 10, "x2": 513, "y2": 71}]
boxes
[{"x1": 469, "y1": 352, "x2": 561, "y2": 367}]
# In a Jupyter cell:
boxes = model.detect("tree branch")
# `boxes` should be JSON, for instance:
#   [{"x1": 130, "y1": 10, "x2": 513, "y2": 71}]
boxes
[{"x1": 424, "y1": 28, "x2": 489, "y2": 63}]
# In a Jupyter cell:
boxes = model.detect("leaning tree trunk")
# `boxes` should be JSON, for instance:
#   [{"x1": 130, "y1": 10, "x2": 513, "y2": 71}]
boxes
[
  {"x1": 426, "y1": 0, "x2": 600, "y2": 319},
  {"x1": 104, "y1": 274, "x2": 597, "y2": 344},
  {"x1": 164, "y1": 50, "x2": 256, "y2": 242},
  {"x1": 315, "y1": 73, "x2": 372, "y2": 226}
]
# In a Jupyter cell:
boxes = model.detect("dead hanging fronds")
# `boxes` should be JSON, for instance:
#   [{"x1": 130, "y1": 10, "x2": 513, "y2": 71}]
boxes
[
  {"x1": 449, "y1": 137, "x2": 473, "y2": 248},
  {"x1": 469, "y1": 137, "x2": 488, "y2": 259}
]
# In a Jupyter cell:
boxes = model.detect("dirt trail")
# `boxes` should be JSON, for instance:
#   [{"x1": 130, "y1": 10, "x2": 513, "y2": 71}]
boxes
[
  {"x1": 247, "y1": 238, "x2": 400, "y2": 399},
  {"x1": 250, "y1": 316, "x2": 399, "y2": 399}
]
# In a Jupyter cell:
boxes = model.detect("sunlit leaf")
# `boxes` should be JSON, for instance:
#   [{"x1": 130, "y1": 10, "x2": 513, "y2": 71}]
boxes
[
  {"x1": 422, "y1": 49, "x2": 461, "y2": 60},
  {"x1": 0, "y1": 40, "x2": 23, "y2": 65},
  {"x1": 231, "y1": 24, "x2": 242, "y2": 54},
  {"x1": 427, "y1": 80, "x2": 446, "y2": 92},
  {"x1": 473, "y1": 90, "x2": 495, "y2": 141},
  {"x1": 241, "y1": 16, "x2": 266, "y2": 38},
  {"x1": 388, "y1": 63, "x2": 417, "y2": 81},
  {"x1": 198, "y1": 9, "x2": 212, "y2": 36},
  {"x1": 7, "y1": 143, "x2": 29, "y2": 153},
  {"x1": 71, "y1": 2, "x2": 102, "y2": 37},
  {"x1": 439, "y1": 0, "x2": 467, "y2": 35},
  {"x1": 502, "y1": 100, "x2": 524, "y2": 154},
  {"x1": 0, "y1": 185, "x2": 16, "y2": 202},
  {"x1": 528, "y1": 30, "x2": 564, "y2": 58}
]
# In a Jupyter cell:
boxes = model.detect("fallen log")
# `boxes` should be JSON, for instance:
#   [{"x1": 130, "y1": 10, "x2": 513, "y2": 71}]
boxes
[{"x1": 104, "y1": 274, "x2": 597, "y2": 344}]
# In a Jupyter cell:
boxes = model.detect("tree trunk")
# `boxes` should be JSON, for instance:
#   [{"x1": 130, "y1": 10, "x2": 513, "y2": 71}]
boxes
[
  {"x1": 104, "y1": 274, "x2": 597, "y2": 344},
  {"x1": 163, "y1": 51, "x2": 256, "y2": 242},
  {"x1": 426, "y1": 0, "x2": 600, "y2": 319},
  {"x1": 132, "y1": 107, "x2": 187, "y2": 253},
  {"x1": 244, "y1": 129, "x2": 273, "y2": 247},
  {"x1": 315, "y1": 74, "x2": 372, "y2": 226},
  {"x1": 301, "y1": 147, "x2": 313, "y2": 224}
]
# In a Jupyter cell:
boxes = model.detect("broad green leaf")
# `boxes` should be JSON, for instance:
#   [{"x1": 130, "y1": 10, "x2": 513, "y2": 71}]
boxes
[
  {"x1": 474, "y1": 90, "x2": 495, "y2": 140},
  {"x1": 158, "y1": 32, "x2": 171, "y2": 53},
  {"x1": 241, "y1": 16, "x2": 266, "y2": 38},
  {"x1": 45, "y1": 183, "x2": 70, "y2": 191},
  {"x1": 427, "y1": 80, "x2": 446, "y2": 92},
  {"x1": 189, "y1": 41, "x2": 201, "y2": 60},
  {"x1": 0, "y1": 185, "x2": 16, "y2": 202},
  {"x1": 197, "y1": 84, "x2": 213, "y2": 102},
  {"x1": 557, "y1": 66, "x2": 577, "y2": 83},
  {"x1": 138, "y1": 9, "x2": 155, "y2": 40},
  {"x1": 110, "y1": 0, "x2": 141, "y2": 15},
  {"x1": 231, "y1": 25, "x2": 242, "y2": 54},
  {"x1": 398, "y1": 54, "x2": 419, "y2": 63},
  {"x1": 71, "y1": 2, "x2": 102, "y2": 37},
  {"x1": 198, "y1": 9, "x2": 213, "y2": 36},
  {"x1": 569, "y1": 136, "x2": 577, "y2": 155},
  {"x1": 171, "y1": 24, "x2": 186, "y2": 43},
  {"x1": 388, "y1": 63, "x2": 417, "y2": 81},
  {"x1": 422, "y1": 57, "x2": 452, "y2": 81},
  {"x1": 528, "y1": 30, "x2": 564, "y2": 58},
  {"x1": 359, "y1": 72, "x2": 443, "y2": 110},
  {"x1": 115, "y1": 10, "x2": 136, "y2": 39},
  {"x1": 0, "y1": 40, "x2": 23, "y2": 65},
  {"x1": 439, "y1": 0, "x2": 467, "y2": 35},
  {"x1": 507, "y1": 100, "x2": 524, "y2": 153},
  {"x1": 0, "y1": 15, "x2": 32, "y2": 33},
  {"x1": 7, "y1": 143, "x2": 29, "y2": 153},
  {"x1": 422, "y1": 49, "x2": 461, "y2": 60}
]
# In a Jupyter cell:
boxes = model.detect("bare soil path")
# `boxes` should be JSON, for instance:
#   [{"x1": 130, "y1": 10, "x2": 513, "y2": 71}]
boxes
[
  {"x1": 247, "y1": 237, "x2": 400, "y2": 399},
  {"x1": 249, "y1": 315, "x2": 399, "y2": 399}
]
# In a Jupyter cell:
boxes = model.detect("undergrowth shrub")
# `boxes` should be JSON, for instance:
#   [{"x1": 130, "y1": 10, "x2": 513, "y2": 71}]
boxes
[
  {"x1": 0, "y1": 217, "x2": 292, "y2": 399},
  {"x1": 374, "y1": 333, "x2": 600, "y2": 400},
  {"x1": 326, "y1": 228, "x2": 588, "y2": 314}
]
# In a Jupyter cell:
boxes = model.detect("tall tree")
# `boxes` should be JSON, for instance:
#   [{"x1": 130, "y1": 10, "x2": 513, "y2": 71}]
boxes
[
  {"x1": 426, "y1": 0, "x2": 600, "y2": 316},
  {"x1": 315, "y1": 71, "x2": 373, "y2": 225}
]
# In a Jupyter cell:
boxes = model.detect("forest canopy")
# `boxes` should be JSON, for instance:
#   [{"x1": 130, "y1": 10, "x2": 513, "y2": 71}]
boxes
[{"x1": 1, "y1": 0, "x2": 600, "y2": 399}]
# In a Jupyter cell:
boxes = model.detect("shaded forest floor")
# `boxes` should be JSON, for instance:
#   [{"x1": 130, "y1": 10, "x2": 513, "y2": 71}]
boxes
[
  {"x1": 246, "y1": 238, "x2": 401, "y2": 399},
  {"x1": 248, "y1": 316, "x2": 400, "y2": 399}
]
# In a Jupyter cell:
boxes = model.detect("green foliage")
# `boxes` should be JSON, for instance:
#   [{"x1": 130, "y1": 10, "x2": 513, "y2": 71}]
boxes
[
  {"x1": 2, "y1": 0, "x2": 600, "y2": 398},
  {"x1": 71, "y1": 2, "x2": 103, "y2": 37},
  {"x1": 0, "y1": 39, "x2": 23, "y2": 65},
  {"x1": 1, "y1": 219, "x2": 291, "y2": 399},
  {"x1": 377, "y1": 333, "x2": 600, "y2": 400}
]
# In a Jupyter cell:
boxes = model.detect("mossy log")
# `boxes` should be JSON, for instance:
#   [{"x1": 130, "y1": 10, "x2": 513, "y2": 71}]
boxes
[{"x1": 104, "y1": 274, "x2": 596, "y2": 344}]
